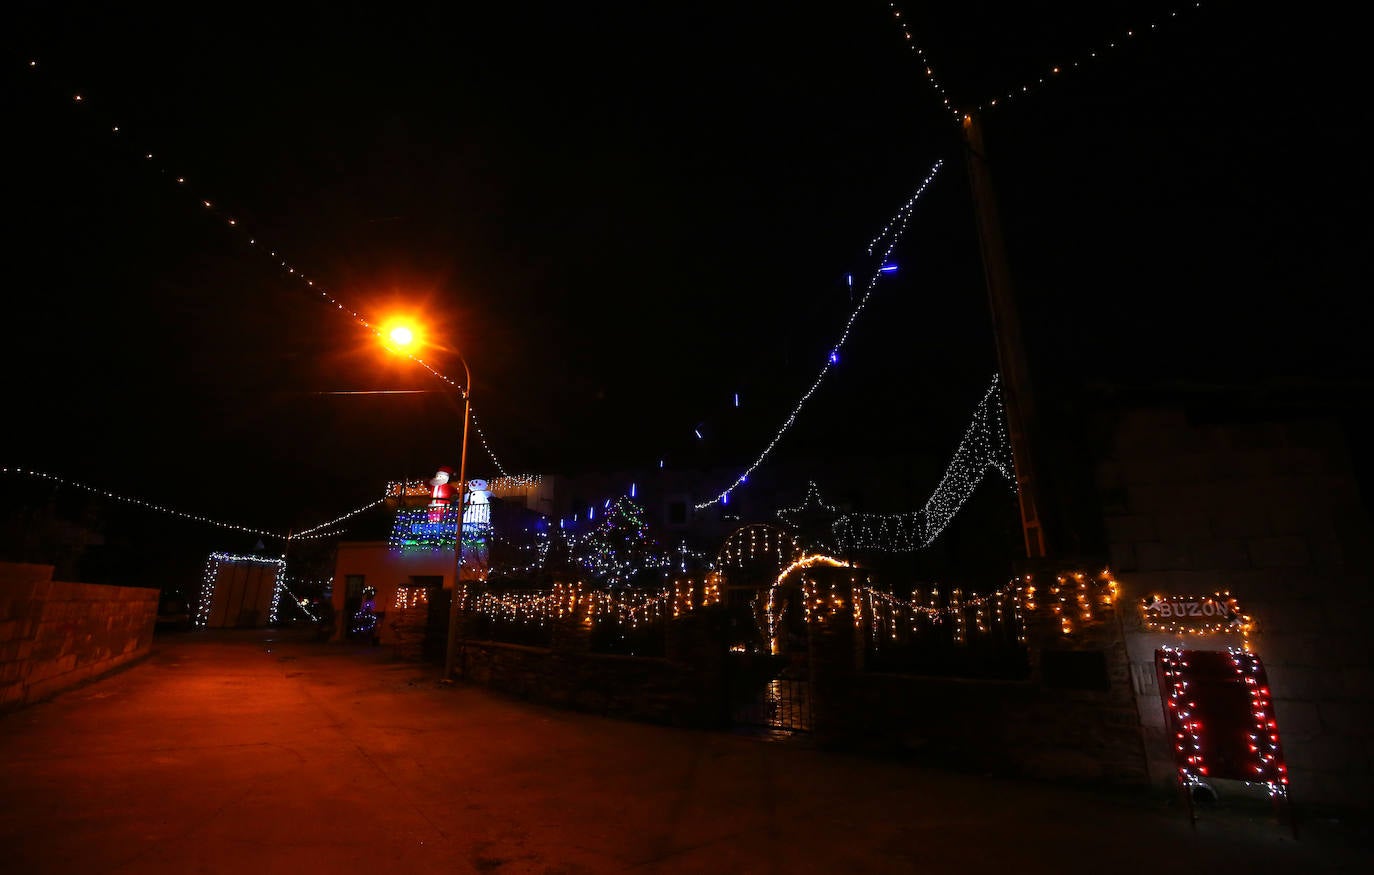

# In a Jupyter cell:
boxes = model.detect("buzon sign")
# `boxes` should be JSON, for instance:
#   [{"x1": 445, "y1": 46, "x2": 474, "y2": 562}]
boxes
[{"x1": 1141, "y1": 593, "x2": 1247, "y2": 635}]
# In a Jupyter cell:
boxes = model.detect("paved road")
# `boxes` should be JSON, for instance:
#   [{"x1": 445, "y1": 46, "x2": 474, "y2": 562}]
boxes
[{"x1": 1, "y1": 630, "x2": 1367, "y2": 874}]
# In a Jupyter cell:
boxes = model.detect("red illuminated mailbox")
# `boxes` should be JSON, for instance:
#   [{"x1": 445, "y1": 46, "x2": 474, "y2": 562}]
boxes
[{"x1": 1154, "y1": 648, "x2": 1291, "y2": 828}]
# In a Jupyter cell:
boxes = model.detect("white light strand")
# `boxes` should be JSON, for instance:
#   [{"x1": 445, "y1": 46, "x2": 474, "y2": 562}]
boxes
[
  {"x1": 195, "y1": 552, "x2": 287, "y2": 626},
  {"x1": 694, "y1": 161, "x2": 943, "y2": 509},
  {"x1": 2, "y1": 467, "x2": 284, "y2": 539},
  {"x1": 290, "y1": 499, "x2": 384, "y2": 539},
  {"x1": 886, "y1": 3, "x2": 964, "y2": 119},
  {"x1": 27, "y1": 61, "x2": 512, "y2": 477},
  {"x1": 888, "y1": 2, "x2": 1206, "y2": 119},
  {"x1": 831, "y1": 374, "x2": 1014, "y2": 552}
]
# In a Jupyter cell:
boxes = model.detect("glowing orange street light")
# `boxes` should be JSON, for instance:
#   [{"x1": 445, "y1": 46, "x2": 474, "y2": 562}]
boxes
[{"x1": 375, "y1": 317, "x2": 472, "y2": 680}]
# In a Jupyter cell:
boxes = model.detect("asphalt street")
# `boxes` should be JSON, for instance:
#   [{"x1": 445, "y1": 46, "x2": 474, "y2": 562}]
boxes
[{"x1": 1, "y1": 630, "x2": 1367, "y2": 874}]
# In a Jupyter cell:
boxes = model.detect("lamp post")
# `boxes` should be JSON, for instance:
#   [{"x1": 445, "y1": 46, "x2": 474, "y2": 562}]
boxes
[
  {"x1": 382, "y1": 321, "x2": 471, "y2": 680},
  {"x1": 443, "y1": 354, "x2": 472, "y2": 680}
]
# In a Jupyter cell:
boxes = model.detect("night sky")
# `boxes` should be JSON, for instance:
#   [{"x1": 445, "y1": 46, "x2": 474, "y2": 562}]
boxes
[{"x1": 2, "y1": 2, "x2": 1366, "y2": 544}]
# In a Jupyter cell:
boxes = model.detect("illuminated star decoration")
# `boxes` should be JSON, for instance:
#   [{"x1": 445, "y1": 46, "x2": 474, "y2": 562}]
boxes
[{"x1": 776, "y1": 481, "x2": 842, "y2": 553}]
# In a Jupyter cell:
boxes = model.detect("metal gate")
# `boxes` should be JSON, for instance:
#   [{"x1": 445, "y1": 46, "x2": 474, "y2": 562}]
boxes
[{"x1": 717, "y1": 524, "x2": 813, "y2": 733}]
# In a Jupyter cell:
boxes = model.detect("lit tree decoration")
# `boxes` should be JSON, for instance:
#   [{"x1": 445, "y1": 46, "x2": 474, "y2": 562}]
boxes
[{"x1": 570, "y1": 497, "x2": 667, "y2": 588}]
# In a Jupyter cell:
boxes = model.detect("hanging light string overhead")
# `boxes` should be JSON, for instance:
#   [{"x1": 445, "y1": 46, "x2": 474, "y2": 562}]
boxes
[
  {"x1": 23, "y1": 59, "x2": 510, "y2": 477},
  {"x1": 693, "y1": 160, "x2": 943, "y2": 510},
  {"x1": 887, "y1": 2, "x2": 1206, "y2": 119},
  {"x1": 1, "y1": 467, "x2": 385, "y2": 544}
]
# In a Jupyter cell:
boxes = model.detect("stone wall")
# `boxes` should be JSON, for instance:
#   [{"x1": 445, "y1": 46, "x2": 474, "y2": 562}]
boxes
[
  {"x1": 811, "y1": 578, "x2": 1149, "y2": 785},
  {"x1": 0, "y1": 562, "x2": 158, "y2": 712},
  {"x1": 454, "y1": 608, "x2": 728, "y2": 729},
  {"x1": 1095, "y1": 408, "x2": 1374, "y2": 810}
]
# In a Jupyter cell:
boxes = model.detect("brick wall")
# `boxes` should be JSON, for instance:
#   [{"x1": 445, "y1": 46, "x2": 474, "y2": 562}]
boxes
[
  {"x1": 0, "y1": 562, "x2": 158, "y2": 712},
  {"x1": 1096, "y1": 408, "x2": 1374, "y2": 810}
]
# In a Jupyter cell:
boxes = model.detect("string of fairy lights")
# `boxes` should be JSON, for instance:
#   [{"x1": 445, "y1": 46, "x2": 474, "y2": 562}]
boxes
[
  {"x1": 694, "y1": 160, "x2": 944, "y2": 509},
  {"x1": 887, "y1": 2, "x2": 1206, "y2": 119},
  {"x1": 195, "y1": 552, "x2": 286, "y2": 626},
  {"x1": 0, "y1": 466, "x2": 382, "y2": 545},
  {"x1": 15, "y1": 9, "x2": 1211, "y2": 572},
  {"x1": 831, "y1": 374, "x2": 1014, "y2": 552},
  {"x1": 23, "y1": 58, "x2": 510, "y2": 479},
  {"x1": 19, "y1": 57, "x2": 965, "y2": 537}
]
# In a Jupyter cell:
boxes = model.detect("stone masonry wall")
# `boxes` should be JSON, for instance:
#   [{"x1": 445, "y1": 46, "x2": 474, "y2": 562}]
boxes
[
  {"x1": 454, "y1": 608, "x2": 728, "y2": 729},
  {"x1": 0, "y1": 562, "x2": 159, "y2": 712},
  {"x1": 1096, "y1": 408, "x2": 1374, "y2": 811},
  {"x1": 811, "y1": 578, "x2": 1149, "y2": 785}
]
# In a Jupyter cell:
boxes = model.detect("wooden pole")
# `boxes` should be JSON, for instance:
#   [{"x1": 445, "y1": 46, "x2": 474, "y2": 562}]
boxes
[{"x1": 961, "y1": 112, "x2": 1048, "y2": 559}]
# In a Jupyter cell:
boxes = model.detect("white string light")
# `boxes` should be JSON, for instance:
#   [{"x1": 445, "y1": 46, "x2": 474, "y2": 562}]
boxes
[
  {"x1": 694, "y1": 161, "x2": 943, "y2": 509},
  {"x1": 887, "y1": 3, "x2": 1206, "y2": 118},
  {"x1": 832, "y1": 374, "x2": 1014, "y2": 552},
  {"x1": 2, "y1": 467, "x2": 283, "y2": 539},
  {"x1": 290, "y1": 499, "x2": 384, "y2": 539},
  {"x1": 24, "y1": 60, "x2": 511, "y2": 476},
  {"x1": 195, "y1": 552, "x2": 287, "y2": 626}
]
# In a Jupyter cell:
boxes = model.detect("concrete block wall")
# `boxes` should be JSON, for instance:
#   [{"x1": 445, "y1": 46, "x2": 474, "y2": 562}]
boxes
[
  {"x1": 0, "y1": 562, "x2": 158, "y2": 712},
  {"x1": 1096, "y1": 409, "x2": 1374, "y2": 810}
]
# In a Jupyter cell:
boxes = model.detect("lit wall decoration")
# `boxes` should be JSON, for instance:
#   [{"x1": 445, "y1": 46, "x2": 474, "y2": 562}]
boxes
[
  {"x1": 1141, "y1": 592, "x2": 1252, "y2": 644},
  {"x1": 1156, "y1": 646, "x2": 1289, "y2": 801},
  {"x1": 887, "y1": 2, "x2": 1208, "y2": 118},
  {"x1": 850, "y1": 568, "x2": 1118, "y2": 646},
  {"x1": 831, "y1": 374, "x2": 1014, "y2": 553},
  {"x1": 393, "y1": 585, "x2": 430, "y2": 610},
  {"x1": 195, "y1": 552, "x2": 287, "y2": 627}
]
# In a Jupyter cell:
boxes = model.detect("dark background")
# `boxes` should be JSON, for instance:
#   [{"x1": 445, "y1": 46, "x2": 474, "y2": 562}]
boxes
[{"x1": 1, "y1": 2, "x2": 1367, "y2": 579}]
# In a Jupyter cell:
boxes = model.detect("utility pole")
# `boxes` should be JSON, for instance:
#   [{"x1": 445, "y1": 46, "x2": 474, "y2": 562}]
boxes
[{"x1": 961, "y1": 112, "x2": 1048, "y2": 559}]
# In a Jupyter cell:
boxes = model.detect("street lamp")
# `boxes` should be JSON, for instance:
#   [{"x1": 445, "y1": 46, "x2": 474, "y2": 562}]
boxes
[
  {"x1": 444, "y1": 354, "x2": 471, "y2": 681},
  {"x1": 382, "y1": 321, "x2": 471, "y2": 680}
]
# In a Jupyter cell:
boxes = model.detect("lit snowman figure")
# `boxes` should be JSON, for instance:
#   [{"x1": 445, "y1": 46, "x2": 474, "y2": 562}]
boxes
[{"x1": 460, "y1": 479, "x2": 493, "y2": 580}]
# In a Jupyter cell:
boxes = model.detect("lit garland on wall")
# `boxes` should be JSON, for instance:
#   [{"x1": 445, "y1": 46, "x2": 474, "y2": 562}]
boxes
[
  {"x1": 850, "y1": 568, "x2": 1118, "y2": 644},
  {"x1": 831, "y1": 374, "x2": 1014, "y2": 552},
  {"x1": 195, "y1": 552, "x2": 287, "y2": 626},
  {"x1": 1157, "y1": 646, "x2": 1289, "y2": 798},
  {"x1": 715, "y1": 524, "x2": 802, "y2": 571},
  {"x1": 694, "y1": 161, "x2": 943, "y2": 509},
  {"x1": 887, "y1": 2, "x2": 1207, "y2": 118},
  {"x1": 457, "y1": 577, "x2": 724, "y2": 632},
  {"x1": 388, "y1": 505, "x2": 491, "y2": 553},
  {"x1": 393, "y1": 585, "x2": 430, "y2": 611},
  {"x1": 1141, "y1": 591, "x2": 1252, "y2": 644},
  {"x1": 1232, "y1": 647, "x2": 1289, "y2": 796}
]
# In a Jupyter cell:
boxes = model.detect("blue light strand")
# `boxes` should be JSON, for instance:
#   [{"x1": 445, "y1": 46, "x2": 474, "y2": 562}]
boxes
[{"x1": 693, "y1": 160, "x2": 943, "y2": 510}]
